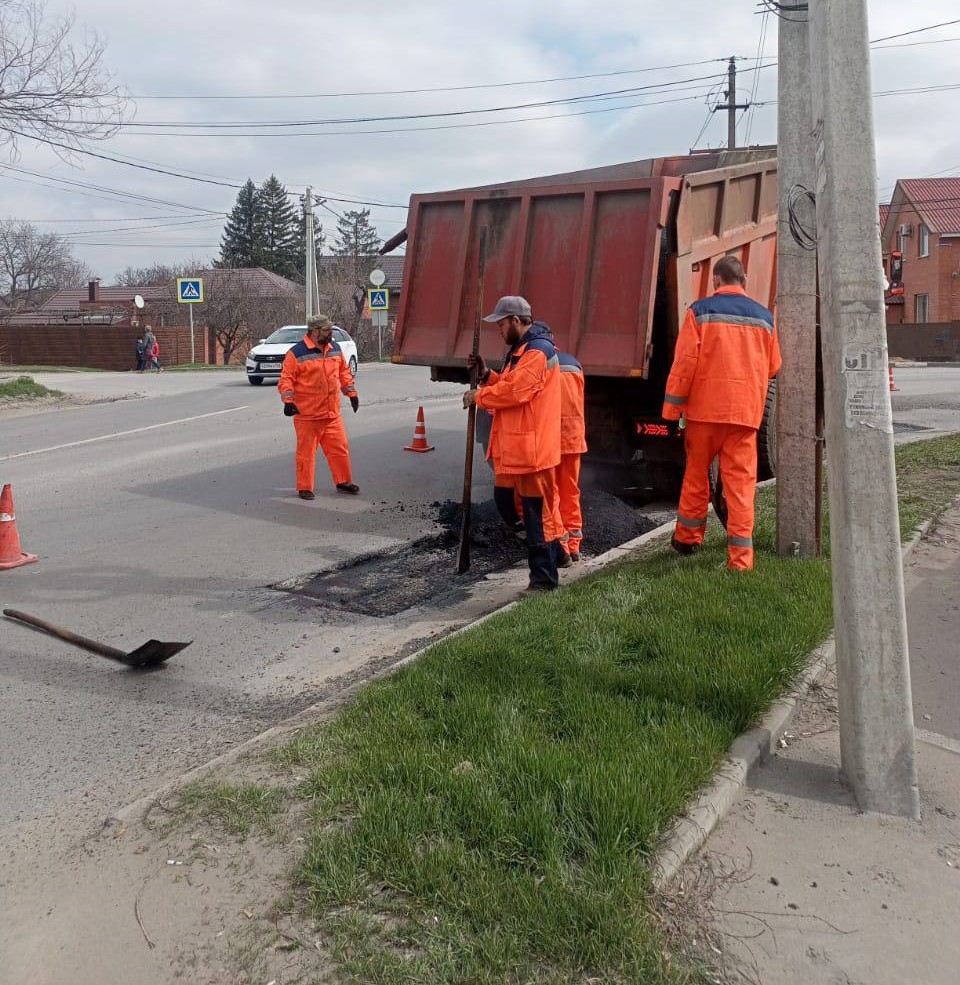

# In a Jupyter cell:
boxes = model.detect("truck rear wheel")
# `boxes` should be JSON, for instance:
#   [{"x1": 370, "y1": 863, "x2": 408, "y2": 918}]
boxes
[{"x1": 757, "y1": 378, "x2": 777, "y2": 481}]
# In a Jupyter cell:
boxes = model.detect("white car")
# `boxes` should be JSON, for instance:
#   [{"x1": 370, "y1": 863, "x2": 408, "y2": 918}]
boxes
[{"x1": 245, "y1": 324, "x2": 359, "y2": 385}]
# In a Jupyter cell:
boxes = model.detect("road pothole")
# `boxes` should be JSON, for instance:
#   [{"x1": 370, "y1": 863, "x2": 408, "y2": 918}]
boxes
[{"x1": 275, "y1": 490, "x2": 656, "y2": 617}]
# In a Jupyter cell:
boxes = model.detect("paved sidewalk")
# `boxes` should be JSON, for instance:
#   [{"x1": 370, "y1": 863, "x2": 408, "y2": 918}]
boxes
[{"x1": 692, "y1": 506, "x2": 960, "y2": 985}]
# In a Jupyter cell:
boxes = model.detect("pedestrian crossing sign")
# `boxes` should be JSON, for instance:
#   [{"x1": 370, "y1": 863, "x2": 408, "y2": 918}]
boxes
[
  {"x1": 368, "y1": 288, "x2": 389, "y2": 311},
  {"x1": 177, "y1": 278, "x2": 204, "y2": 303}
]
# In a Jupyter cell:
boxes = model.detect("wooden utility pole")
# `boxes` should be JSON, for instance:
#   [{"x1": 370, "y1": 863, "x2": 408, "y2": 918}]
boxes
[{"x1": 808, "y1": 0, "x2": 919, "y2": 818}]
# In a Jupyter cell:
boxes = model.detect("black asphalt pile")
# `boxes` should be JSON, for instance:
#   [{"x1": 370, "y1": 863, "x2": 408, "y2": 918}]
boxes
[{"x1": 287, "y1": 491, "x2": 657, "y2": 618}]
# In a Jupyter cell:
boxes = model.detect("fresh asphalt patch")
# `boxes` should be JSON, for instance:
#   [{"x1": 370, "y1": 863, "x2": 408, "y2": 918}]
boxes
[{"x1": 275, "y1": 488, "x2": 657, "y2": 616}]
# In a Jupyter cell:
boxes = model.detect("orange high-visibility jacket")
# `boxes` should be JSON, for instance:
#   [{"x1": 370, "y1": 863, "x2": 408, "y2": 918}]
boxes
[
  {"x1": 476, "y1": 322, "x2": 561, "y2": 474},
  {"x1": 662, "y1": 285, "x2": 781, "y2": 428},
  {"x1": 278, "y1": 334, "x2": 357, "y2": 420},
  {"x1": 557, "y1": 350, "x2": 587, "y2": 456}
]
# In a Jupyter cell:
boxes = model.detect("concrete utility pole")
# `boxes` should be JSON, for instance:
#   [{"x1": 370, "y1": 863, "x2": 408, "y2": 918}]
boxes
[
  {"x1": 303, "y1": 187, "x2": 317, "y2": 318},
  {"x1": 714, "y1": 57, "x2": 749, "y2": 150},
  {"x1": 808, "y1": 0, "x2": 919, "y2": 818},
  {"x1": 776, "y1": 6, "x2": 820, "y2": 557}
]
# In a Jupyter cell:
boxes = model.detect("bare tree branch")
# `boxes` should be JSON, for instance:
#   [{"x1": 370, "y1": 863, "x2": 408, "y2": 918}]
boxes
[
  {"x1": 0, "y1": 1, "x2": 129, "y2": 158},
  {"x1": 0, "y1": 217, "x2": 90, "y2": 308}
]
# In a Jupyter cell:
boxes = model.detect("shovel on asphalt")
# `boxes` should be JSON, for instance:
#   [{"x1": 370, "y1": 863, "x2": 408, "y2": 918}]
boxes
[{"x1": 3, "y1": 608, "x2": 191, "y2": 667}]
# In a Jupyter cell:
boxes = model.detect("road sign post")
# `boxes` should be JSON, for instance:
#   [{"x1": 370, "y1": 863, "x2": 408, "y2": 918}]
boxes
[
  {"x1": 368, "y1": 280, "x2": 389, "y2": 362},
  {"x1": 176, "y1": 278, "x2": 204, "y2": 365}
]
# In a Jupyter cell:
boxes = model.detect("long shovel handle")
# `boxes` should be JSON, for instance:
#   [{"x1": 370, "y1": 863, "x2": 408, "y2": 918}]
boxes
[
  {"x1": 456, "y1": 227, "x2": 488, "y2": 575},
  {"x1": 3, "y1": 609, "x2": 127, "y2": 662}
]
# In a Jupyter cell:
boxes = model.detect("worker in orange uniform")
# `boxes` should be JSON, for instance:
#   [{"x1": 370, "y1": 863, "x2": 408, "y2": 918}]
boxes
[
  {"x1": 661, "y1": 255, "x2": 781, "y2": 570},
  {"x1": 464, "y1": 296, "x2": 563, "y2": 592},
  {"x1": 556, "y1": 350, "x2": 587, "y2": 561},
  {"x1": 278, "y1": 314, "x2": 360, "y2": 499}
]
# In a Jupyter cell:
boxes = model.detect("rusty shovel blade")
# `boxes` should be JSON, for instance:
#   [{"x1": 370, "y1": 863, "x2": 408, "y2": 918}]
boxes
[
  {"x1": 3, "y1": 609, "x2": 191, "y2": 668},
  {"x1": 124, "y1": 639, "x2": 192, "y2": 667}
]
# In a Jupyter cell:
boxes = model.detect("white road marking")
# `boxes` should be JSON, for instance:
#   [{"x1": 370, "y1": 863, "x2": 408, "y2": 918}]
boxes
[{"x1": 0, "y1": 406, "x2": 249, "y2": 461}]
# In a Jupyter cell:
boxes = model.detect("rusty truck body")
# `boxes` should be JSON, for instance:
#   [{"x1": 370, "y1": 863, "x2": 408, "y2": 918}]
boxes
[{"x1": 390, "y1": 148, "x2": 778, "y2": 495}]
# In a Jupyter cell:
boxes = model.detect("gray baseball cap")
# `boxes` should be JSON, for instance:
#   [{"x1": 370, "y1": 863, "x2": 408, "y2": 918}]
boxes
[{"x1": 482, "y1": 295, "x2": 531, "y2": 323}]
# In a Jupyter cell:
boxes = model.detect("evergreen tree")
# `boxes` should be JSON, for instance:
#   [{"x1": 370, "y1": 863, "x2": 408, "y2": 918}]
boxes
[
  {"x1": 218, "y1": 179, "x2": 264, "y2": 268},
  {"x1": 333, "y1": 208, "x2": 381, "y2": 262},
  {"x1": 258, "y1": 175, "x2": 300, "y2": 279}
]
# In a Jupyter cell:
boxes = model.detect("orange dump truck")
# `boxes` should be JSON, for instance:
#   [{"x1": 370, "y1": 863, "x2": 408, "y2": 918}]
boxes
[{"x1": 389, "y1": 148, "x2": 778, "y2": 496}]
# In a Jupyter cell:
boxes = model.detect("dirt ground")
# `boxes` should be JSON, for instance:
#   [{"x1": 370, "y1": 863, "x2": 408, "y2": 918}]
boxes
[{"x1": 1, "y1": 755, "x2": 328, "y2": 985}]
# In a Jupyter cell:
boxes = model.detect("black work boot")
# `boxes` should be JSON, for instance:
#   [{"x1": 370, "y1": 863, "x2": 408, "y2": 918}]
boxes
[
  {"x1": 336, "y1": 483, "x2": 360, "y2": 495},
  {"x1": 670, "y1": 536, "x2": 700, "y2": 556}
]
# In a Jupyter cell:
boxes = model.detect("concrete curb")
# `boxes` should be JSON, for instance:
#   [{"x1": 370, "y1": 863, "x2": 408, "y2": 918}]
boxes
[{"x1": 650, "y1": 508, "x2": 940, "y2": 891}]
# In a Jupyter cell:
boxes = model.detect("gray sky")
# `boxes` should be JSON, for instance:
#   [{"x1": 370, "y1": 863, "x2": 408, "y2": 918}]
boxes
[{"x1": 2, "y1": 0, "x2": 958, "y2": 279}]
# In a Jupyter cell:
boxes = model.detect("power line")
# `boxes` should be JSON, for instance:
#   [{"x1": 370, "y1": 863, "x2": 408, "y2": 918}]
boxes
[
  {"x1": 105, "y1": 88, "x2": 723, "y2": 141},
  {"x1": 871, "y1": 18, "x2": 960, "y2": 44},
  {"x1": 59, "y1": 216, "x2": 226, "y2": 238},
  {"x1": 130, "y1": 57, "x2": 735, "y2": 101},
  {"x1": 0, "y1": 162, "x2": 222, "y2": 213},
  {"x1": 0, "y1": 126, "x2": 243, "y2": 188},
  {"x1": 105, "y1": 68, "x2": 748, "y2": 129}
]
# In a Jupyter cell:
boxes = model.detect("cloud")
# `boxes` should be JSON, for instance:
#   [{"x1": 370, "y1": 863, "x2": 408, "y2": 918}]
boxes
[{"x1": 1, "y1": 0, "x2": 956, "y2": 279}]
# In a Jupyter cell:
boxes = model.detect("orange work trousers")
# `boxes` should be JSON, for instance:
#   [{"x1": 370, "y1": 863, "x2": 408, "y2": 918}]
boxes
[
  {"x1": 293, "y1": 415, "x2": 352, "y2": 490},
  {"x1": 674, "y1": 420, "x2": 757, "y2": 570},
  {"x1": 556, "y1": 453, "x2": 583, "y2": 554}
]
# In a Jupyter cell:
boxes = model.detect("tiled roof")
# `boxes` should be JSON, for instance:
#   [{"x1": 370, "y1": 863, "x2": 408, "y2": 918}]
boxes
[
  {"x1": 40, "y1": 267, "x2": 300, "y2": 312},
  {"x1": 879, "y1": 204, "x2": 890, "y2": 228},
  {"x1": 897, "y1": 178, "x2": 960, "y2": 235},
  {"x1": 317, "y1": 254, "x2": 405, "y2": 292},
  {"x1": 207, "y1": 267, "x2": 300, "y2": 295},
  {"x1": 40, "y1": 283, "x2": 170, "y2": 311}
]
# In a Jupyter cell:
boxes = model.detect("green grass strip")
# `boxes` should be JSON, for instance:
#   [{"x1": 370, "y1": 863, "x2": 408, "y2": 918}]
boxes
[
  {"x1": 268, "y1": 433, "x2": 960, "y2": 984},
  {"x1": 0, "y1": 375, "x2": 62, "y2": 399}
]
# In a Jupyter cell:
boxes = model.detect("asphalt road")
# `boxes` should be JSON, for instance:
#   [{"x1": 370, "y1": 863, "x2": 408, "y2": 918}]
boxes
[
  {"x1": 0, "y1": 365, "x2": 477, "y2": 848},
  {"x1": 1, "y1": 364, "x2": 958, "y2": 860}
]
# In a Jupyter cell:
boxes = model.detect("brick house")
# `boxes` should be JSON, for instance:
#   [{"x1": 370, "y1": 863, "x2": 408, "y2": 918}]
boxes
[{"x1": 882, "y1": 178, "x2": 960, "y2": 326}]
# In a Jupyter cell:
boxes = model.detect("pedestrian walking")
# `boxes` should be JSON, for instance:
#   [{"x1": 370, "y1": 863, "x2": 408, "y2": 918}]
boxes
[
  {"x1": 465, "y1": 295, "x2": 562, "y2": 592},
  {"x1": 143, "y1": 327, "x2": 157, "y2": 372},
  {"x1": 661, "y1": 255, "x2": 781, "y2": 570},
  {"x1": 149, "y1": 338, "x2": 162, "y2": 372},
  {"x1": 278, "y1": 314, "x2": 360, "y2": 499},
  {"x1": 134, "y1": 338, "x2": 145, "y2": 372}
]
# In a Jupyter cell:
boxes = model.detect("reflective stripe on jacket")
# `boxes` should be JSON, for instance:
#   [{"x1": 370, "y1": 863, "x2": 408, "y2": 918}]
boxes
[
  {"x1": 662, "y1": 285, "x2": 781, "y2": 428},
  {"x1": 558, "y1": 350, "x2": 587, "y2": 456},
  {"x1": 278, "y1": 334, "x2": 357, "y2": 420},
  {"x1": 476, "y1": 321, "x2": 561, "y2": 474}
]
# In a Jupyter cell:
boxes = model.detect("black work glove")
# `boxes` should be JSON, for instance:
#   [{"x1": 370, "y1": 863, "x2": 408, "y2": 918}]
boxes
[
  {"x1": 467, "y1": 353, "x2": 488, "y2": 382},
  {"x1": 350, "y1": 395, "x2": 360, "y2": 413},
  {"x1": 283, "y1": 402, "x2": 299, "y2": 417}
]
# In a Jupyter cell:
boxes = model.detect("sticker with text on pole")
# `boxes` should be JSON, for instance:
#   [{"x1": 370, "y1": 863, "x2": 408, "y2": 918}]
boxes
[
  {"x1": 367, "y1": 288, "x2": 389, "y2": 311},
  {"x1": 176, "y1": 278, "x2": 204, "y2": 303}
]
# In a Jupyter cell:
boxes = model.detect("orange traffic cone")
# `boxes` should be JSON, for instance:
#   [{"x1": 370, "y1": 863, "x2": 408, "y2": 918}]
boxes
[
  {"x1": 0, "y1": 484, "x2": 38, "y2": 570},
  {"x1": 888, "y1": 363, "x2": 899, "y2": 392},
  {"x1": 404, "y1": 406, "x2": 435, "y2": 453}
]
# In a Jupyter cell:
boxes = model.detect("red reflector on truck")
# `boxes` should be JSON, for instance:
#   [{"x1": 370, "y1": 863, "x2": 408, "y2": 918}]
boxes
[{"x1": 636, "y1": 423, "x2": 670, "y2": 437}]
